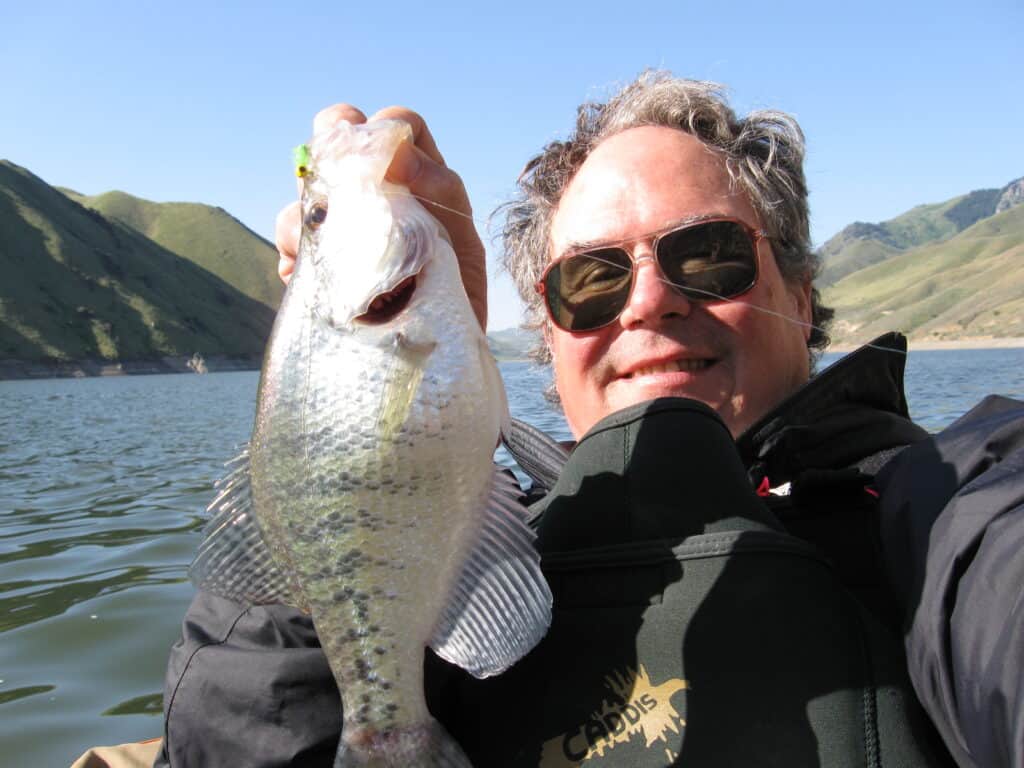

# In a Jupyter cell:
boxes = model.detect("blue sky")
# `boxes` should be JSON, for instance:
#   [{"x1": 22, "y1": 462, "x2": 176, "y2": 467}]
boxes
[{"x1": 3, "y1": 1, "x2": 1021, "y2": 330}]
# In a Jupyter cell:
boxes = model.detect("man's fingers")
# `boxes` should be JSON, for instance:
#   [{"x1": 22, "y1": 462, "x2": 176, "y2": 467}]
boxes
[
  {"x1": 385, "y1": 143, "x2": 471, "y2": 234},
  {"x1": 280, "y1": 103, "x2": 488, "y2": 328},
  {"x1": 385, "y1": 141, "x2": 487, "y2": 329},
  {"x1": 313, "y1": 104, "x2": 367, "y2": 135},
  {"x1": 370, "y1": 106, "x2": 445, "y2": 166},
  {"x1": 275, "y1": 200, "x2": 301, "y2": 285}
]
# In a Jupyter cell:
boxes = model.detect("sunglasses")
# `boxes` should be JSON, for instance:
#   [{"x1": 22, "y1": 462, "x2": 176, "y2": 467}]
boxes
[{"x1": 536, "y1": 217, "x2": 766, "y2": 332}]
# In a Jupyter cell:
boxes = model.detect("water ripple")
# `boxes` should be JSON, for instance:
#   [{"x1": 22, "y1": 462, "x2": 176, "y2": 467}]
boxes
[
  {"x1": 0, "y1": 354, "x2": 1020, "y2": 766},
  {"x1": 1, "y1": 565, "x2": 187, "y2": 632}
]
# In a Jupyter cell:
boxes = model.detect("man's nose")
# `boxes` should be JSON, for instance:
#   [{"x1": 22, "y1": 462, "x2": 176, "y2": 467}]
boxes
[{"x1": 618, "y1": 249, "x2": 693, "y2": 328}]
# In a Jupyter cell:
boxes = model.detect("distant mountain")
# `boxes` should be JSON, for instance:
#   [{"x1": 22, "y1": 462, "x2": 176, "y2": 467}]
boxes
[
  {"x1": 0, "y1": 159, "x2": 544, "y2": 378},
  {"x1": 823, "y1": 201, "x2": 1024, "y2": 345},
  {"x1": 487, "y1": 327, "x2": 540, "y2": 361},
  {"x1": 62, "y1": 189, "x2": 283, "y2": 311},
  {"x1": 996, "y1": 177, "x2": 1024, "y2": 214},
  {"x1": 0, "y1": 160, "x2": 278, "y2": 375},
  {"x1": 817, "y1": 180, "x2": 1019, "y2": 286}
]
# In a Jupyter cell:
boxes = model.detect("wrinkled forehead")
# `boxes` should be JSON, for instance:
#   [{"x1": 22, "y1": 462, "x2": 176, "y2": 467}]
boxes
[{"x1": 549, "y1": 126, "x2": 758, "y2": 259}]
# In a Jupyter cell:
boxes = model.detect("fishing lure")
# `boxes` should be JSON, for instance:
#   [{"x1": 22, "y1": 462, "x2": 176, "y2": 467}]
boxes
[{"x1": 293, "y1": 144, "x2": 311, "y2": 178}]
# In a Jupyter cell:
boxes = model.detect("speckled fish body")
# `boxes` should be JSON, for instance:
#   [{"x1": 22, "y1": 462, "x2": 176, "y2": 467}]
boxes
[
  {"x1": 191, "y1": 120, "x2": 551, "y2": 768},
  {"x1": 253, "y1": 124, "x2": 500, "y2": 757}
]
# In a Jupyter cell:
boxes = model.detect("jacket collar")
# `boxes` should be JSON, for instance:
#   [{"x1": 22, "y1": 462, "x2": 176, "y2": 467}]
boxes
[{"x1": 735, "y1": 333, "x2": 928, "y2": 481}]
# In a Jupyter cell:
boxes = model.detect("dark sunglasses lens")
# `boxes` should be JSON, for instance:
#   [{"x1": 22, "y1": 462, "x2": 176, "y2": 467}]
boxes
[
  {"x1": 657, "y1": 221, "x2": 757, "y2": 300},
  {"x1": 544, "y1": 248, "x2": 633, "y2": 331}
]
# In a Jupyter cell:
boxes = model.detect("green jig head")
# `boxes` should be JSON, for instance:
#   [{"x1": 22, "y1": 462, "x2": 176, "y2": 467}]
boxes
[{"x1": 293, "y1": 144, "x2": 311, "y2": 178}]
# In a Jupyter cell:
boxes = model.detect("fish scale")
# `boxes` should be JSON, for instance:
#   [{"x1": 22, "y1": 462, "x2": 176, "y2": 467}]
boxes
[
  {"x1": 254, "y1": 304, "x2": 491, "y2": 728},
  {"x1": 254, "y1": 323, "x2": 488, "y2": 750}
]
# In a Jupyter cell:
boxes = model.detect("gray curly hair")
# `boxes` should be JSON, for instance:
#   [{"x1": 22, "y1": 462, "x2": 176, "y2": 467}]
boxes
[{"x1": 498, "y1": 71, "x2": 833, "y2": 365}]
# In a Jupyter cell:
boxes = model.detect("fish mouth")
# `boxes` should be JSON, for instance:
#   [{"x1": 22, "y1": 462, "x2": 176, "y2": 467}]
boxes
[{"x1": 355, "y1": 276, "x2": 417, "y2": 325}]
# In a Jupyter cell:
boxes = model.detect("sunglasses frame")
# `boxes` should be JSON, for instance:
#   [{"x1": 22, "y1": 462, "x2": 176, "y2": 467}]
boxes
[{"x1": 536, "y1": 216, "x2": 767, "y2": 333}]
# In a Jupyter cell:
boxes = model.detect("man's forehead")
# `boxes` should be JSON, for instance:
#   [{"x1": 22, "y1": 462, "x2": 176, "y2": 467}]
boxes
[{"x1": 548, "y1": 126, "x2": 753, "y2": 256}]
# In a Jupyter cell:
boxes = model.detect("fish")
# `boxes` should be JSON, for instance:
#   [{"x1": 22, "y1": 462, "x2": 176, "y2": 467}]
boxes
[{"x1": 189, "y1": 119, "x2": 553, "y2": 767}]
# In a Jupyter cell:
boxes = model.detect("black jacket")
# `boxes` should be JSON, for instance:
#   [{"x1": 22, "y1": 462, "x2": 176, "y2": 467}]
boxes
[{"x1": 156, "y1": 334, "x2": 1024, "y2": 767}]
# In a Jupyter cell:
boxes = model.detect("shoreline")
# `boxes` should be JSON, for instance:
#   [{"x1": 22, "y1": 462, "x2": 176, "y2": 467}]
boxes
[
  {"x1": 828, "y1": 337, "x2": 1024, "y2": 353},
  {"x1": 2, "y1": 338, "x2": 1021, "y2": 382},
  {"x1": 0, "y1": 355, "x2": 262, "y2": 382}
]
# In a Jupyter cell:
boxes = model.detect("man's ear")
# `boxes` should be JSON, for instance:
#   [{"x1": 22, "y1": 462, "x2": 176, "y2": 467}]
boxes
[{"x1": 791, "y1": 277, "x2": 814, "y2": 343}]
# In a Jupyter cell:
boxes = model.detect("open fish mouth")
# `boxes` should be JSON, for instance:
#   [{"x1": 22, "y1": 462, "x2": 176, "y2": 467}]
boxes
[{"x1": 356, "y1": 275, "x2": 417, "y2": 325}]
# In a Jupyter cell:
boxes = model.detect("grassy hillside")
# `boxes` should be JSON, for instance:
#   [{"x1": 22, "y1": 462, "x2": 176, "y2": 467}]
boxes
[
  {"x1": 0, "y1": 160, "x2": 275, "y2": 364},
  {"x1": 487, "y1": 327, "x2": 539, "y2": 361},
  {"x1": 823, "y1": 204, "x2": 1024, "y2": 345},
  {"x1": 63, "y1": 189, "x2": 283, "y2": 311},
  {"x1": 818, "y1": 187, "x2": 1004, "y2": 285}
]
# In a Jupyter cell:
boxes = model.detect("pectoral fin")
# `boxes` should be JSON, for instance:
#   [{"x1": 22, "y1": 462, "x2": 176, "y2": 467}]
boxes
[
  {"x1": 377, "y1": 333, "x2": 436, "y2": 441},
  {"x1": 503, "y1": 418, "x2": 570, "y2": 493}
]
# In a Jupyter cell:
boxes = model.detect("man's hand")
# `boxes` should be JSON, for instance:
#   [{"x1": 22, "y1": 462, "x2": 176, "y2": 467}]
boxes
[{"x1": 273, "y1": 104, "x2": 488, "y2": 330}]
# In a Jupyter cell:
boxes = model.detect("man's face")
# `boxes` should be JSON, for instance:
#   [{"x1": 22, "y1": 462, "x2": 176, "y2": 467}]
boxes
[{"x1": 547, "y1": 126, "x2": 813, "y2": 439}]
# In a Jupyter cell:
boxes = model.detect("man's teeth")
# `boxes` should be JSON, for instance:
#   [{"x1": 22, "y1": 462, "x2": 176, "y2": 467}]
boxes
[{"x1": 629, "y1": 359, "x2": 711, "y2": 378}]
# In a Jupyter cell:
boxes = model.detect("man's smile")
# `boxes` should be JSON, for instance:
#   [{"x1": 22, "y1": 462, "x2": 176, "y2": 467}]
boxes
[
  {"x1": 606, "y1": 350, "x2": 729, "y2": 412},
  {"x1": 620, "y1": 357, "x2": 716, "y2": 378}
]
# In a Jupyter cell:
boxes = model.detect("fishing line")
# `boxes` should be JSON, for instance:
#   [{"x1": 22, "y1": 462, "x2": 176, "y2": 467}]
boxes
[
  {"x1": 389, "y1": 191, "x2": 489, "y2": 228},
  {"x1": 383, "y1": 190, "x2": 906, "y2": 357}
]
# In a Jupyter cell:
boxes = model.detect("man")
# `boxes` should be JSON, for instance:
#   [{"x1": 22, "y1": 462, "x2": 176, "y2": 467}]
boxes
[{"x1": 153, "y1": 73, "x2": 1023, "y2": 767}]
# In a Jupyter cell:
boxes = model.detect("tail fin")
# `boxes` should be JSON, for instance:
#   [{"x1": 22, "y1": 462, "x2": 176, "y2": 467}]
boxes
[{"x1": 333, "y1": 718, "x2": 472, "y2": 767}]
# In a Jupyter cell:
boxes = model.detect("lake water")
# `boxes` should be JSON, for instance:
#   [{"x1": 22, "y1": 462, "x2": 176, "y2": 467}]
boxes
[{"x1": 2, "y1": 349, "x2": 1022, "y2": 767}]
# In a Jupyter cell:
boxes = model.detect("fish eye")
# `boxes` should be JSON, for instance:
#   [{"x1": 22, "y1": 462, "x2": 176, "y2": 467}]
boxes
[{"x1": 306, "y1": 202, "x2": 328, "y2": 229}]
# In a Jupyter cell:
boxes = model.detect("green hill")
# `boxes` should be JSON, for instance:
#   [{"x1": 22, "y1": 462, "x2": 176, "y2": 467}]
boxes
[
  {"x1": 0, "y1": 159, "x2": 540, "y2": 377},
  {"x1": 818, "y1": 186, "x2": 1007, "y2": 286},
  {"x1": 62, "y1": 189, "x2": 283, "y2": 311},
  {"x1": 0, "y1": 160, "x2": 276, "y2": 373},
  {"x1": 823, "y1": 203, "x2": 1024, "y2": 345}
]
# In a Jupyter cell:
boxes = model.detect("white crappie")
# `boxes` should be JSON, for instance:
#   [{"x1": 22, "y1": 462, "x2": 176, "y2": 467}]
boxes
[{"x1": 190, "y1": 119, "x2": 552, "y2": 767}]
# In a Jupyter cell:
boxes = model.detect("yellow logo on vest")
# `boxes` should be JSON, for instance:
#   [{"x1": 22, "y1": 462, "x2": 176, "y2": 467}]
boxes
[{"x1": 540, "y1": 665, "x2": 689, "y2": 766}]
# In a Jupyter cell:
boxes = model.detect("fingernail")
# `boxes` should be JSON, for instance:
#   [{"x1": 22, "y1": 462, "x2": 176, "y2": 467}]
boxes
[{"x1": 387, "y1": 142, "x2": 422, "y2": 184}]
